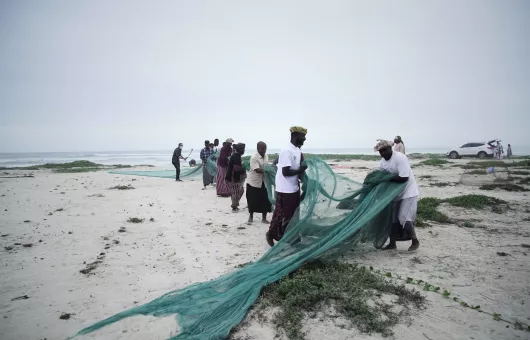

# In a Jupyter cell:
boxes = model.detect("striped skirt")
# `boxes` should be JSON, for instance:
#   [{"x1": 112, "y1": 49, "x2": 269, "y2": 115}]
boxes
[{"x1": 216, "y1": 166, "x2": 230, "y2": 196}]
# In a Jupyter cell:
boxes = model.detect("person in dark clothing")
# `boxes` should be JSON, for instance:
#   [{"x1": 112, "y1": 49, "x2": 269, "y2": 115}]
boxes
[
  {"x1": 172, "y1": 143, "x2": 188, "y2": 181},
  {"x1": 216, "y1": 139, "x2": 233, "y2": 197},
  {"x1": 189, "y1": 159, "x2": 197, "y2": 167},
  {"x1": 226, "y1": 143, "x2": 246, "y2": 212},
  {"x1": 246, "y1": 141, "x2": 272, "y2": 225},
  {"x1": 200, "y1": 140, "x2": 215, "y2": 189}
]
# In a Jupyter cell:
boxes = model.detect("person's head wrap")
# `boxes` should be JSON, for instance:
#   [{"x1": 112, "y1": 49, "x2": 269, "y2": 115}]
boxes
[
  {"x1": 374, "y1": 139, "x2": 393, "y2": 152},
  {"x1": 290, "y1": 126, "x2": 308, "y2": 134},
  {"x1": 226, "y1": 138, "x2": 234, "y2": 143}
]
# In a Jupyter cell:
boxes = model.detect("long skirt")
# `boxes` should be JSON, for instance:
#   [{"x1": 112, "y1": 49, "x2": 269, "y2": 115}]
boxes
[
  {"x1": 202, "y1": 166, "x2": 214, "y2": 187},
  {"x1": 246, "y1": 183, "x2": 271, "y2": 214},
  {"x1": 216, "y1": 166, "x2": 230, "y2": 196},
  {"x1": 390, "y1": 196, "x2": 418, "y2": 241},
  {"x1": 268, "y1": 191, "x2": 301, "y2": 241},
  {"x1": 228, "y1": 181, "x2": 245, "y2": 209}
]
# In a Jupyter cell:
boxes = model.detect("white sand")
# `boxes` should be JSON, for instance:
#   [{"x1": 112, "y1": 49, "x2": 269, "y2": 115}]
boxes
[{"x1": 1, "y1": 160, "x2": 529, "y2": 340}]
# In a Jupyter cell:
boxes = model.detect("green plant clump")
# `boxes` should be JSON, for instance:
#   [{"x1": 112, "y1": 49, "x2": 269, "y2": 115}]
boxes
[
  {"x1": 417, "y1": 195, "x2": 508, "y2": 225},
  {"x1": 417, "y1": 198, "x2": 450, "y2": 226},
  {"x1": 519, "y1": 177, "x2": 530, "y2": 185},
  {"x1": 109, "y1": 185, "x2": 135, "y2": 190},
  {"x1": 462, "y1": 160, "x2": 530, "y2": 170},
  {"x1": 257, "y1": 261, "x2": 425, "y2": 340},
  {"x1": 430, "y1": 182, "x2": 452, "y2": 187},
  {"x1": 460, "y1": 221, "x2": 476, "y2": 228},
  {"x1": 417, "y1": 159, "x2": 452, "y2": 167},
  {"x1": 479, "y1": 184, "x2": 528, "y2": 192},
  {"x1": 511, "y1": 170, "x2": 530, "y2": 176},
  {"x1": 444, "y1": 195, "x2": 507, "y2": 209}
]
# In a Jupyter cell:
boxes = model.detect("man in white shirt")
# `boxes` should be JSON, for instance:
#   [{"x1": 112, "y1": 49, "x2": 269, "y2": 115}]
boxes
[
  {"x1": 374, "y1": 139, "x2": 420, "y2": 251},
  {"x1": 246, "y1": 141, "x2": 272, "y2": 225},
  {"x1": 266, "y1": 126, "x2": 308, "y2": 246}
]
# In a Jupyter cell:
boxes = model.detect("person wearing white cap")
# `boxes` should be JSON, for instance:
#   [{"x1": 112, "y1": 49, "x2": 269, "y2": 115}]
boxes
[
  {"x1": 215, "y1": 138, "x2": 234, "y2": 197},
  {"x1": 374, "y1": 139, "x2": 420, "y2": 251}
]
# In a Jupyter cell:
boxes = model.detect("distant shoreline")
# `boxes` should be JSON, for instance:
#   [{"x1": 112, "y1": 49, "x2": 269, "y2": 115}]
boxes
[
  {"x1": 2, "y1": 149, "x2": 530, "y2": 168},
  {"x1": 1, "y1": 153, "x2": 529, "y2": 172}
]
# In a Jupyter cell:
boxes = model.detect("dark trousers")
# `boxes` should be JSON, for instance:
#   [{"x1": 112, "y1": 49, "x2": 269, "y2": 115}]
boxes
[
  {"x1": 173, "y1": 162, "x2": 180, "y2": 180},
  {"x1": 269, "y1": 191, "x2": 301, "y2": 241}
]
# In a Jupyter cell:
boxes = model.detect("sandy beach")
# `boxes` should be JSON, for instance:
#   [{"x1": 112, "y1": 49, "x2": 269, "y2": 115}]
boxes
[{"x1": 1, "y1": 158, "x2": 529, "y2": 340}]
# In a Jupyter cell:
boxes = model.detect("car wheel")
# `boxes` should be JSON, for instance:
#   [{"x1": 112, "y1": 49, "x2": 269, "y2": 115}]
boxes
[
  {"x1": 477, "y1": 151, "x2": 487, "y2": 159},
  {"x1": 449, "y1": 151, "x2": 459, "y2": 159}
]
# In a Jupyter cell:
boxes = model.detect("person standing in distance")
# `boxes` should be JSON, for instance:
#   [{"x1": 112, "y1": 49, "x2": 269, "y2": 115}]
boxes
[{"x1": 172, "y1": 143, "x2": 187, "y2": 182}]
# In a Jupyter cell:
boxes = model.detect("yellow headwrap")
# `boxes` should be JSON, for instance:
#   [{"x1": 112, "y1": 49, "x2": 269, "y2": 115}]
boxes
[{"x1": 290, "y1": 126, "x2": 308, "y2": 134}]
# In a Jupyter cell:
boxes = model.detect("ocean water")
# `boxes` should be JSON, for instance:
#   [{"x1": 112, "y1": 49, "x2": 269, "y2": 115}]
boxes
[{"x1": 0, "y1": 147, "x2": 528, "y2": 168}]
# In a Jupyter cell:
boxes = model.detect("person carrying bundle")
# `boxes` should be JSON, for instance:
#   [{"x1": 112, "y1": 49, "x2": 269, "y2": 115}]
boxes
[{"x1": 374, "y1": 139, "x2": 420, "y2": 251}]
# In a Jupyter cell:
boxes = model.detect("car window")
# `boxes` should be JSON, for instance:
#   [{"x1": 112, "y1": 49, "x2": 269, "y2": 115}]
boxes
[{"x1": 461, "y1": 143, "x2": 470, "y2": 148}]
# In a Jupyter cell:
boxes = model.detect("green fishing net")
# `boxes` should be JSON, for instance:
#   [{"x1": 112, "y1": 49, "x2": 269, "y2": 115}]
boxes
[
  {"x1": 82, "y1": 157, "x2": 404, "y2": 339},
  {"x1": 109, "y1": 153, "x2": 248, "y2": 180}
]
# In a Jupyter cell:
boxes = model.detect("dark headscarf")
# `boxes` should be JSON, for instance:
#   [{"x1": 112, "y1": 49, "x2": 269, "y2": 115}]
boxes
[
  {"x1": 218, "y1": 143, "x2": 232, "y2": 168},
  {"x1": 395, "y1": 135, "x2": 404, "y2": 145}
]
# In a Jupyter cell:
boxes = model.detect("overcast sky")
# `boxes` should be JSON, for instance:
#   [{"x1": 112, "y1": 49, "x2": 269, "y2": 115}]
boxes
[{"x1": 1, "y1": 0, "x2": 529, "y2": 152}]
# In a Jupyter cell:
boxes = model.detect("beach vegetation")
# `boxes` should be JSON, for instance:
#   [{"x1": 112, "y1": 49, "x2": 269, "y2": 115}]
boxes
[
  {"x1": 460, "y1": 159, "x2": 530, "y2": 169},
  {"x1": 416, "y1": 159, "x2": 452, "y2": 167},
  {"x1": 416, "y1": 195, "x2": 508, "y2": 226},
  {"x1": 109, "y1": 185, "x2": 134, "y2": 190},
  {"x1": 0, "y1": 160, "x2": 134, "y2": 172},
  {"x1": 127, "y1": 217, "x2": 144, "y2": 223},
  {"x1": 518, "y1": 177, "x2": 530, "y2": 185},
  {"x1": 479, "y1": 183, "x2": 528, "y2": 192},
  {"x1": 429, "y1": 182, "x2": 452, "y2": 187},
  {"x1": 255, "y1": 261, "x2": 424, "y2": 340}
]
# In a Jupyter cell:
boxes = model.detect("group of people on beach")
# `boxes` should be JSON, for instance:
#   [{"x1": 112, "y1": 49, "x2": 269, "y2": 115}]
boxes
[
  {"x1": 172, "y1": 128, "x2": 420, "y2": 250},
  {"x1": 487, "y1": 140, "x2": 513, "y2": 159}
]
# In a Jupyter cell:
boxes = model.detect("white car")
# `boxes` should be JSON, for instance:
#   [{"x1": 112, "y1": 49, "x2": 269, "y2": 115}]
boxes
[{"x1": 447, "y1": 141, "x2": 497, "y2": 159}]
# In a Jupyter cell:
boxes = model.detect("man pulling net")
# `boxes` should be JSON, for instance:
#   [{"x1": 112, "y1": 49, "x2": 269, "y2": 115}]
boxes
[
  {"x1": 374, "y1": 139, "x2": 420, "y2": 251},
  {"x1": 266, "y1": 126, "x2": 308, "y2": 247}
]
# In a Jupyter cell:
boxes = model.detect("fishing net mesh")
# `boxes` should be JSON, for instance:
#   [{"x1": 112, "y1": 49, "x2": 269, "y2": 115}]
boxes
[
  {"x1": 82, "y1": 157, "x2": 404, "y2": 340},
  {"x1": 458, "y1": 160, "x2": 529, "y2": 186}
]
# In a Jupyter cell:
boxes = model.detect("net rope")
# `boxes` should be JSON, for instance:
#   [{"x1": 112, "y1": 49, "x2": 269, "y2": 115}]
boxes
[{"x1": 78, "y1": 157, "x2": 404, "y2": 339}]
